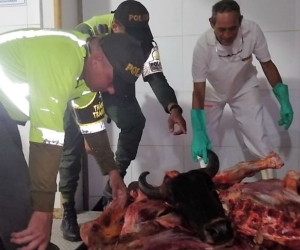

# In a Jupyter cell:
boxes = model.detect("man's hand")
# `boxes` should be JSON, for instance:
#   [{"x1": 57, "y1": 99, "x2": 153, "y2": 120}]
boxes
[
  {"x1": 109, "y1": 170, "x2": 128, "y2": 210},
  {"x1": 191, "y1": 130, "x2": 212, "y2": 164},
  {"x1": 190, "y1": 109, "x2": 212, "y2": 164},
  {"x1": 278, "y1": 102, "x2": 293, "y2": 130},
  {"x1": 11, "y1": 211, "x2": 52, "y2": 250},
  {"x1": 168, "y1": 108, "x2": 187, "y2": 135},
  {"x1": 272, "y1": 83, "x2": 293, "y2": 130}
]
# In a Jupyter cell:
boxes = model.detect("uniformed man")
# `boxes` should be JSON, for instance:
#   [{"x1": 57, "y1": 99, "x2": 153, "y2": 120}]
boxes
[
  {"x1": 0, "y1": 29, "x2": 144, "y2": 250},
  {"x1": 191, "y1": 0, "x2": 293, "y2": 179},
  {"x1": 58, "y1": 0, "x2": 187, "y2": 242}
]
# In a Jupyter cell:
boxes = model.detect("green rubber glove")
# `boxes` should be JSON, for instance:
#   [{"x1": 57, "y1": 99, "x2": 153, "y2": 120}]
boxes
[
  {"x1": 191, "y1": 109, "x2": 212, "y2": 164},
  {"x1": 273, "y1": 83, "x2": 293, "y2": 130}
]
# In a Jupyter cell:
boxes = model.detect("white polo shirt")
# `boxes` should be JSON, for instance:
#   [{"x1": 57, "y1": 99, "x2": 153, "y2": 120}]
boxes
[{"x1": 192, "y1": 19, "x2": 271, "y2": 98}]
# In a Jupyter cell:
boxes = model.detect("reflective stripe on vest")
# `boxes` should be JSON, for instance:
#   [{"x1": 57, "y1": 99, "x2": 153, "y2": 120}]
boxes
[
  {"x1": 36, "y1": 127, "x2": 65, "y2": 146},
  {"x1": 0, "y1": 29, "x2": 86, "y2": 46},
  {"x1": 79, "y1": 120, "x2": 106, "y2": 134}
]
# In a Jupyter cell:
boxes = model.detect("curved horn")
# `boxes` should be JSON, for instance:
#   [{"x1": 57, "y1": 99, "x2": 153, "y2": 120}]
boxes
[
  {"x1": 200, "y1": 149, "x2": 220, "y2": 178},
  {"x1": 138, "y1": 171, "x2": 165, "y2": 200}
]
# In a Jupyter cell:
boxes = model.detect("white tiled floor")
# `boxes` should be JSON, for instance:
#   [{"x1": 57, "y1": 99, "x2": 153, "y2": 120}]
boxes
[{"x1": 51, "y1": 211, "x2": 99, "y2": 250}]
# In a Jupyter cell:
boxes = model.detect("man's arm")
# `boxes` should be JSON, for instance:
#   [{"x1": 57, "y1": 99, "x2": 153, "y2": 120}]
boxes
[
  {"x1": 255, "y1": 20, "x2": 293, "y2": 131},
  {"x1": 252, "y1": 21, "x2": 293, "y2": 130},
  {"x1": 29, "y1": 143, "x2": 63, "y2": 211},
  {"x1": 190, "y1": 81, "x2": 211, "y2": 163},
  {"x1": 72, "y1": 90, "x2": 127, "y2": 208},
  {"x1": 192, "y1": 82, "x2": 206, "y2": 109},
  {"x1": 27, "y1": 48, "x2": 74, "y2": 212},
  {"x1": 83, "y1": 131, "x2": 127, "y2": 208},
  {"x1": 83, "y1": 130, "x2": 118, "y2": 175},
  {"x1": 72, "y1": 91, "x2": 118, "y2": 175},
  {"x1": 12, "y1": 33, "x2": 99, "y2": 249},
  {"x1": 147, "y1": 72, "x2": 186, "y2": 134},
  {"x1": 260, "y1": 60, "x2": 282, "y2": 88},
  {"x1": 260, "y1": 60, "x2": 293, "y2": 130},
  {"x1": 142, "y1": 42, "x2": 186, "y2": 134},
  {"x1": 146, "y1": 72, "x2": 179, "y2": 112},
  {"x1": 143, "y1": 47, "x2": 179, "y2": 112},
  {"x1": 190, "y1": 39, "x2": 211, "y2": 163},
  {"x1": 191, "y1": 37, "x2": 209, "y2": 110},
  {"x1": 142, "y1": 42, "x2": 180, "y2": 112}
]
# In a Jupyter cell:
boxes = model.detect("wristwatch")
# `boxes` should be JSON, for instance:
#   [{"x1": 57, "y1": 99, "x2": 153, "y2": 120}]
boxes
[{"x1": 168, "y1": 104, "x2": 183, "y2": 114}]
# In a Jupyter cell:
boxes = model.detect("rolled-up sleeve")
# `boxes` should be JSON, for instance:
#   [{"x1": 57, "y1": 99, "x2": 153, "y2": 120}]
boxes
[
  {"x1": 29, "y1": 143, "x2": 62, "y2": 212},
  {"x1": 72, "y1": 90, "x2": 118, "y2": 175}
]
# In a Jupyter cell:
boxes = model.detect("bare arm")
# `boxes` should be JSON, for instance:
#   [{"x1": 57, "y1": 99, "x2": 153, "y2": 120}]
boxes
[
  {"x1": 260, "y1": 60, "x2": 282, "y2": 88},
  {"x1": 261, "y1": 59, "x2": 293, "y2": 130},
  {"x1": 192, "y1": 82, "x2": 206, "y2": 109}
]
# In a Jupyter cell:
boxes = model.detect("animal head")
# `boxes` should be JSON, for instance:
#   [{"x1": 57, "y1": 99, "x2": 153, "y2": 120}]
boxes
[{"x1": 138, "y1": 150, "x2": 234, "y2": 245}]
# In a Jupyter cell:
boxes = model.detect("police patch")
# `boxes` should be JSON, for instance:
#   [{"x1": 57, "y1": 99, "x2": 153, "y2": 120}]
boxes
[{"x1": 142, "y1": 45, "x2": 163, "y2": 78}]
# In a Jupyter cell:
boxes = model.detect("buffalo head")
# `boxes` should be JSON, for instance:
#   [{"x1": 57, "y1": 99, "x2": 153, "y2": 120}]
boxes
[{"x1": 138, "y1": 150, "x2": 234, "y2": 246}]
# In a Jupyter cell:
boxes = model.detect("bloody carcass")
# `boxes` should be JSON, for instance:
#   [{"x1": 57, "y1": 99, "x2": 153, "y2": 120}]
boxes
[
  {"x1": 80, "y1": 186, "x2": 228, "y2": 250},
  {"x1": 80, "y1": 150, "x2": 235, "y2": 250},
  {"x1": 216, "y1": 152, "x2": 300, "y2": 250},
  {"x1": 80, "y1": 151, "x2": 300, "y2": 250}
]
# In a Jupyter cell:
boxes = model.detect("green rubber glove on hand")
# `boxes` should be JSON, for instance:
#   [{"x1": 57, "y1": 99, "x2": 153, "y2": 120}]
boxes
[
  {"x1": 273, "y1": 83, "x2": 293, "y2": 130},
  {"x1": 191, "y1": 109, "x2": 212, "y2": 164}
]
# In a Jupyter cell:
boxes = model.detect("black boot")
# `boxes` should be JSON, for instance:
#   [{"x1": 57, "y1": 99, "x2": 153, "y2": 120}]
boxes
[
  {"x1": 46, "y1": 242, "x2": 60, "y2": 250},
  {"x1": 60, "y1": 202, "x2": 81, "y2": 242}
]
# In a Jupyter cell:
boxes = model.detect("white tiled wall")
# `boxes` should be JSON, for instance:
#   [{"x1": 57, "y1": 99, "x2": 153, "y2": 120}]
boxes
[
  {"x1": 0, "y1": 0, "x2": 40, "y2": 33},
  {"x1": 82, "y1": 0, "x2": 300, "y2": 209}
]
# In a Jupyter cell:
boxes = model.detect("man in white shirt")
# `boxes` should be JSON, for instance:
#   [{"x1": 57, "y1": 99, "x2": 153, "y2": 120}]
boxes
[{"x1": 191, "y1": 0, "x2": 293, "y2": 179}]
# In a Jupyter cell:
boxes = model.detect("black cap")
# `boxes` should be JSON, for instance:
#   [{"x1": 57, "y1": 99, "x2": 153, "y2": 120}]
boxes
[
  {"x1": 99, "y1": 33, "x2": 144, "y2": 96},
  {"x1": 113, "y1": 0, "x2": 153, "y2": 43}
]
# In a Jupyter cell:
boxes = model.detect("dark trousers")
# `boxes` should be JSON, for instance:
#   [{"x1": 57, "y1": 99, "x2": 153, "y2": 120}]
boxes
[
  {"x1": 59, "y1": 94, "x2": 145, "y2": 201},
  {"x1": 0, "y1": 103, "x2": 33, "y2": 250},
  {"x1": 58, "y1": 105, "x2": 84, "y2": 203}
]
